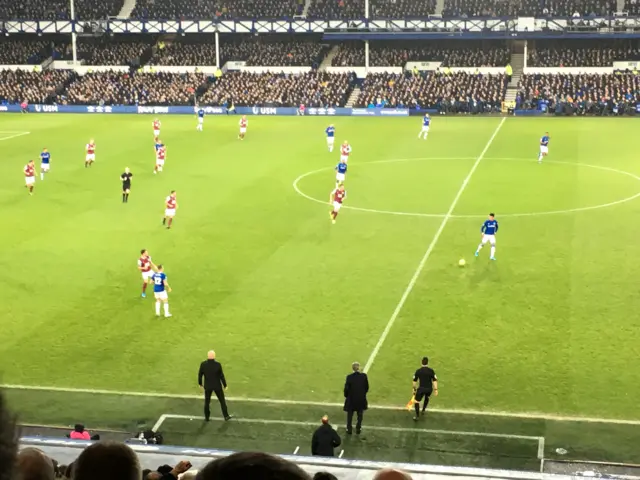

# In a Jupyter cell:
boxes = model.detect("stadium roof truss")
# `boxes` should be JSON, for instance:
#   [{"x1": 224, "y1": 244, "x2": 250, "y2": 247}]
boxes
[{"x1": 2, "y1": 16, "x2": 640, "y2": 36}]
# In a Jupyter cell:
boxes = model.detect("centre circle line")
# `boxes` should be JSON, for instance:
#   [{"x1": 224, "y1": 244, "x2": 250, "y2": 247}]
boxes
[{"x1": 292, "y1": 157, "x2": 640, "y2": 219}]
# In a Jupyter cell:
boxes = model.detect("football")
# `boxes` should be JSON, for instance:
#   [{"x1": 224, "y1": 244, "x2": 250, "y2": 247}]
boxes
[{"x1": 458, "y1": 259, "x2": 466, "y2": 267}]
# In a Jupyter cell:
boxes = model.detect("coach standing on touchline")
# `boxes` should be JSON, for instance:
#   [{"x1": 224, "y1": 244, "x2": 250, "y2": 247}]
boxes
[
  {"x1": 198, "y1": 350, "x2": 233, "y2": 421},
  {"x1": 343, "y1": 361, "x2": 369, "y2": 435}
]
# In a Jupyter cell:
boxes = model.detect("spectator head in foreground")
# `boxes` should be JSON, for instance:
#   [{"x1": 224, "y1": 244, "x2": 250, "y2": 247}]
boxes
[
  {"x1": 72, "y1": 441, "x2": 141, "y2": 480},
  {"x1": 373, "y1": 469, "x2": 413, "y2": 480},
  {"x1": 313, "y1": 473, "x2": 338, "y2": 480},
  {"x1": 196, "y1": 451, "x2": 311, "y2": 480},
  {"x1": 15, "y1": 448, "x2": 55, "y2": 480},
  {"x1": 0, "y1": 390, "x2": 17, "y2": 480}
]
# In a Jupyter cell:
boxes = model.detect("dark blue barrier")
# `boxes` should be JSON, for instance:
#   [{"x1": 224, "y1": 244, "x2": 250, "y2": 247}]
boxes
[{"x1": 0, "y1": 104, "x2": 410, "y2": 116}]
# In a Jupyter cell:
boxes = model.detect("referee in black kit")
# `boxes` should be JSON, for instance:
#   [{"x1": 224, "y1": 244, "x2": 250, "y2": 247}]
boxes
[
  {"x1": 198, "y1": 350, "x2": 233, "y2": 421},
  {"x1": 412, "y1": 356, "x2": 438, "y2": 421},
  {"x1": 120, "y1": 167, "x2": 132, "y2": 203}
]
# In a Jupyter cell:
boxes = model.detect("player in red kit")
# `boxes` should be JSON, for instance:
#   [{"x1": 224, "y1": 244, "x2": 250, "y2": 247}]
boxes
[
  {"x1": 238, "y1": 115, "x2": 248, "y2": 140},
  {"x1": 154, "y1": 144, "x2": 166, "y2": 174},
  {"x1": 85, "y1": 139, "x2": 96, "y2": 167},
  {"x1": 329, "y1": 183, "x2": 347, "y2": 224},
  {"x1": 138, "y1": 249, "x2": 157, "y2": 297},
  {"x1": 24, "y1": 160, "x2": 36, "y2": 195},
  {"x1": 162, "y1": 191, "x2": 178, "y2": 229},
  {"x1": 340, "y1": 141, "x2": 352, "y2": 163},
  {"x1": 153, "y1": 119, "x2": 161, "y2": 139}
]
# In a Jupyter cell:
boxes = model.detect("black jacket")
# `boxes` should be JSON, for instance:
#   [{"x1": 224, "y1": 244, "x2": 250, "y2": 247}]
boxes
[
  {"x1": 198, "y1": 359, "x2": 227, "y2": 391},
  {"x1": 311, "y1": 423, "x2": 341, "y2": 457},
  {"x1": 343, "y1": 371, "x2": 369, "y2": 412}
]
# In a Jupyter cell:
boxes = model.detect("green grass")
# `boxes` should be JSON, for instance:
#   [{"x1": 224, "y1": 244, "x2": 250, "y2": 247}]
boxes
[{"x1": 2, "y1": 114, "x2": 640, "y2": 470}]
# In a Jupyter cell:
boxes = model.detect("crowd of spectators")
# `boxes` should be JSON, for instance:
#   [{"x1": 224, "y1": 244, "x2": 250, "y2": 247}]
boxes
[
  {"x1": 132, "y1": 0, "x2": 302, "y2": 20},
  {"x1": 148, "y1": 37, "x2": 328, "y2": 67},
  {"x1": 74, "y1": 40, "x2": 151, "y2": 66},
  {"x1": 221, "y1": 37, "x2": 329, "y2": 66},
  {"x1": 0, "y1": 39, "x2": 53, "y2": 65},
  {"x1": 307, "y1": 0, "x2": 365, "y2": 19},
  {"x1": 441, "y1": 0, "x2": 615, "y2": 16},
  {"x1": 516, "y1": 72, "x2": 640, "y2": 114},
  {"x1": 0, "y1": 0, "x2": 122, "y2": 20},
  {"x1": 528, "y1": 41, "x2": 640, "y2": 67},
  {"x1": 355, "y1": 71, "x2": 507, "y2": 112},
  {"x1": 370, "y1": 0, "x2": 437, "y2": 17},
  {"x1": 331, "y1": 42, "x2": 510, "y2": 67},
  {"x1": 0, "y1": 69, "x2": 70, "y2": 104},
  {"x1": 199, "y1": 71, "x2": 355, "y2": 107},
  {"x1": 64, "y1": 71, "x2": 207, "y2": 105},
  {"x1": 625, "y1": 0, "x2": 640, "y2": 14}
]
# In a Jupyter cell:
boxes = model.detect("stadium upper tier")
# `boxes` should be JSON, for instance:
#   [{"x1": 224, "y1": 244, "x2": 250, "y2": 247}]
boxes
[{"x1": 0, "y1": 0, "x2": 629, "y2": 19}]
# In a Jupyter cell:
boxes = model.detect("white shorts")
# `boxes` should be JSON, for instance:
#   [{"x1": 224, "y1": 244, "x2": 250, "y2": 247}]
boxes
[
  {"x1": 540, "y1": 146, "x2": 548, "y2": 155},
  {"x1": 154, "y1": 129, "x2": 160, "y2": 137},
  {"x1": 25, "y1": 176, "x2": 35, "y2": 186},
  {"x1": 165, "y1": 208, "x2": 176, "y2": 217},
  {"x1": 86, "y1": 153, "x2": 95, "y2": 161},
  {"x1": 239, "y1": 127, "x2": 247, "y2": 134},
  {"x1": 156, "y1": 159, "x2": 165, "y2": 166},
  {"x1": 333, "y1": 201, "x2": 342, "y2": 211},
  {"x1": 41, "y1": 163, "x2": 50, "y2": 172},
  {"x1": 142, "y1": 270, "x2": 154, "y2": 281},
  {"x1": 340, "y1": 155, "x2": 349, "y2": 163},
  {"x1": 327, "y1": 137, "x2": 335, "y2": 145},
  {"x1": 198, "y1": 117, "x2": 204, "y2": 124},
  {"x1": 481, "y1": 234, "x2": 496, "y2": 246},
  {"x1": 154, "y1": 291, "x2": 168, "y2": 300},
  {"x1": 336, "y1": 172, "x2": 345, "y2": 182},
  {"x1": 421, "y1": 126, "x2": 430, "y2": 133}
]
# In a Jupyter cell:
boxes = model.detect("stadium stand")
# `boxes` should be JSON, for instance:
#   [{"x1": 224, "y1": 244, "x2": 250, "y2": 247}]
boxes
[
  {"x1": 73, "y1": 39, "x2": 151, "y2": 66},
  {"x1": 516, "y1": 72, "x2": 640, "y2": 114},
  {"x1": 64, "y1": 71, "x2": 206, "y2": 106},
  {"x1": 625, "y1": 0, "x2": 640, "y2": 14},
  {"x1": 0, "y1": 70, "x2": 71, "y2": 105},
  {"x1": 0, "y1": 39, "x2": 52, "y2": 65},
  {"x1": 198, "y1": 71, "x2": 355, "y2": 107},
  {"x1": 370, "y1": 0, "x2": 437, "y2": 17},
  {"x1": 528, "y1": 40, "x2": 640, "y2": 67},
  {"x1": 306, "y1": 0, "x2": 365, "y2": 19},
  {"x1": 441, "y1": 0, "x2": 615, "y2": 16},
  {"x1": 0, "y1": 0, "x2": 123, "y2": 20},
  {"x1": 355, "y1": 72, "x2": 508, "y2": 112},
  {"x1": 331, "y1": 42, "x2": 510, "y2": 67},
  {"x1": 149, "y1": 36, "x2": 328, "y2": 67},
  {"x1": 131, "y1": 0, "x2": 303, "y2": 20}
]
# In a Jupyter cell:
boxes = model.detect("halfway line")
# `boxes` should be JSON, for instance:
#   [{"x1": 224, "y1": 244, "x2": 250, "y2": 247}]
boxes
[
  {"x1": 363, "y1": 117, "x2": 507, "y2": 374},
  {"x1": 0, "y1": 132, "x2": 30, "y2": 142}
]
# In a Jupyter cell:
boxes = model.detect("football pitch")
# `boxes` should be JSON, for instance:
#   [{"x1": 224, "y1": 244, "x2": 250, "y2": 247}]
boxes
[{"x1": 2, "y1": 113, "x2": 640, "y2": 470}]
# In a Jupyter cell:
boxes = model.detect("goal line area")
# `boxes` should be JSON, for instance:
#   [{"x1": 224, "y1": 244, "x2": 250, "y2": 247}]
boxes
[{"x1": 152, "y1": 413, "x2": 545, "y2": 470}]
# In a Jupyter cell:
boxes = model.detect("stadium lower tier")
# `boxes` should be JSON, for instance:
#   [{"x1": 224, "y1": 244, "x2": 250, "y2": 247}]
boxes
[{"x1": 0, "y1": 70, "x2": 638, "y2": 114}]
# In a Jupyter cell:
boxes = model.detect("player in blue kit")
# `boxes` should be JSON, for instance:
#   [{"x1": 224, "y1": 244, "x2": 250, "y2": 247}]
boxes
[
  {"x1": 538, "y1": 132, "x2": 550, "y2": 163},
  {"x1": 418, "y1": 114, "x2": 430, "y2": 140},
  {"x1": 40, "y1": 148, "x2": 50, "y2": 180},
  {"x1": 151, "y1": 265, "x2": 172, "y2": 317},
  {"x1": 325, "y1": 124, "x2": 335, "y2": 152},
  {"x1": 475, "y1": 213, "x2": 498, "y2": 261},
  {"x1": 196, "y1": 107, "x2": 205, "y2": 131},
  {"x1": 335, "y1": 160, "x2": 347, "y2": 185}
]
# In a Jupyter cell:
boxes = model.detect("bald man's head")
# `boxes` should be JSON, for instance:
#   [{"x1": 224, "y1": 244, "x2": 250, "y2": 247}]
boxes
[
  {"x1": 207, "y1": 351, "x2": 215, "y2": 359},
  {"x1": 373, "y1": 469, "x2": 413, "y2": 480}
]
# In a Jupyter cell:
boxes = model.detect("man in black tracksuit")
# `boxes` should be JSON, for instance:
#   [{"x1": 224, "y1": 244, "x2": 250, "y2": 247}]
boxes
[
  {"x1": 412, "y1": 356, "x2": 438, "y2": 421},
  {"x1": 311, "y1": 415, "x2": 341, "y2": 457},
  {"x1": 198, "y1": 350, "x2": 232, "y2": 421}
]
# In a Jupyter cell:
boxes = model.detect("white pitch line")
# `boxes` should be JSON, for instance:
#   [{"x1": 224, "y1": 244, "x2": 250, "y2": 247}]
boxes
[
  {"x1": 0, "y1": 131, "x2": 30, "y2": 142},
  {"x1": 159, "y1": 413, "x2": 541, "y2": 441},
  {"x1": 362, "y1": 117, "x2": 507, "y2": 374},
  {"x1": 339, "y1": 450, "x2": 344, "y2": 459},
  {"x1": 293, "y1": 446, "x2": 300, "y2": 455},
  {"x1": 152, "y1": 413, "x2": 168, "y2": 432},
  {"x1": 537, "y1": 437, "x2": 545, "y2": 461},
  {"x1": 4, "y1": 383, "x2": 640, "y2": 425}
]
